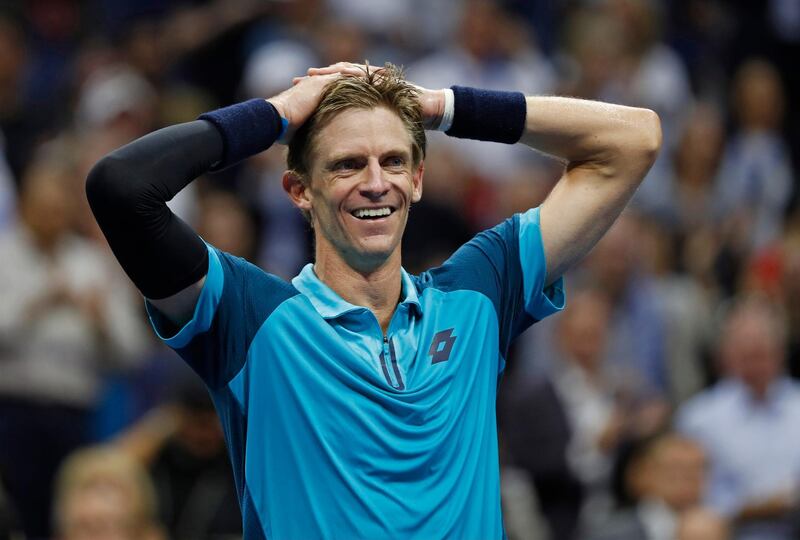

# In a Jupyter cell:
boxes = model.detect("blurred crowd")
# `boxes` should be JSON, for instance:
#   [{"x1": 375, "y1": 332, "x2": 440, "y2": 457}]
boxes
[{"x1": 0, "y1": 0, "x2": 797, "y2": 539}]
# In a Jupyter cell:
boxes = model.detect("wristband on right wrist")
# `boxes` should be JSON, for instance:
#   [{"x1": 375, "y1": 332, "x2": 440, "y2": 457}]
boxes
[
  {"x1": 445, "y1": 86, "x2": 527, "y2": 144},
  {"x1": 198, "y1": 98, "x2": 284, "y2": 170}
]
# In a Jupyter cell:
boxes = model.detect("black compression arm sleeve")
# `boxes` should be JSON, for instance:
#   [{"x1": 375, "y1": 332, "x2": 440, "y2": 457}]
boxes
[{"x1": 86, "y1": 120, "x2": 222, "y2": 299}]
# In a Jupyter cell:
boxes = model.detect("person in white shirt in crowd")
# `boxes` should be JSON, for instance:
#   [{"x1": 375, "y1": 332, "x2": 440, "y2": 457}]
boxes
[{"x1": 0, "y1": 155, "x2": 148, "y2": 538}]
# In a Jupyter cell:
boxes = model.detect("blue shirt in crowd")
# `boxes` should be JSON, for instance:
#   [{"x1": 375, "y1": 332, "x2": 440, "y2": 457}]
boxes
[{"x1": 677, "y1": 377, "x2": 800, "y2": 540}]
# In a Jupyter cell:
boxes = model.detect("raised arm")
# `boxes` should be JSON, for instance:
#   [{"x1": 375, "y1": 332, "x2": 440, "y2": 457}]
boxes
[
  {"x1": 306, "y1": 64, "x2": 661, "y2": 285},
  {"x1": 86, "y1": 71, "x2": 349, "y2": 325},
  {"x1": 522, "y1": 97, "x2": 661, "y2": 284}
]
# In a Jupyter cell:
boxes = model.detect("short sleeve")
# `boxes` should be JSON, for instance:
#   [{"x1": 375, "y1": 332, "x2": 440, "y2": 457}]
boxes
[
  {"x1": 145, "y1": 243, "x2": 298, "y2": 388},
  {"x1": 421, "y1": 206, "x2": 565, "y2": 357},
  {"x1": 518, "y1": 207, "x2": 565, "y2": 319}
]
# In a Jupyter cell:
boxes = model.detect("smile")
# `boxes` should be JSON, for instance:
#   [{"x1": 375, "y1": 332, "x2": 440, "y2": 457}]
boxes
[{"x1": 351, "y1": 207, "x2": 395, "y2": 220}]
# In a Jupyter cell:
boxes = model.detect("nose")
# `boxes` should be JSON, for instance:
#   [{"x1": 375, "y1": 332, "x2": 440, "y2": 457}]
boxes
[{"x1": 359, "y1": 157, "x2": 390, "y2": 200}]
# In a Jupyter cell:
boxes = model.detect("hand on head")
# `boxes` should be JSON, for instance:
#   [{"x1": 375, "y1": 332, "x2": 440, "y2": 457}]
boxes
[{"x1": 268, "y1": 62, "x2": 446, "y2": 141}]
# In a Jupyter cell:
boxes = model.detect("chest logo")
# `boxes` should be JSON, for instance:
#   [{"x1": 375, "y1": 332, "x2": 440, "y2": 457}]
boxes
[{"x1": 429, "y1": 328, "x2": 457, "y2": 364}]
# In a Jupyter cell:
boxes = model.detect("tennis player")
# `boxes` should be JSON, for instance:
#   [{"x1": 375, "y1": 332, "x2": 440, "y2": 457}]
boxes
[{"x1": 86, "y1": 62, "x2": 660, "y2": 539}]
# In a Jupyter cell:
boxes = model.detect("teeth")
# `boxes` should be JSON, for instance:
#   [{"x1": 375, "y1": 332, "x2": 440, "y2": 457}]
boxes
[{"x1": 353, "y1": 207, "x2": 392, "y2": 219}]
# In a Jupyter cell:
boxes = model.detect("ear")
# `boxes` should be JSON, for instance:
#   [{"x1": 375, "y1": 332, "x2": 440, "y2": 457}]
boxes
[
  {"x1": 411, "y1": 161, "x2": 424, "y2": 203},
  {"x1": 282, "y1": 170, "x2": 313, "y2": 212}
]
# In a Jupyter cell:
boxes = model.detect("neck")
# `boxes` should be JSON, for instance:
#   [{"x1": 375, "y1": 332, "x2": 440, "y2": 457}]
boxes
[
  {"x1": 24, "y1": 222, "x2": 59, "y2": 256},
  {"x1": 314, "y1": 247, "x2": 403, "y2": 334}
]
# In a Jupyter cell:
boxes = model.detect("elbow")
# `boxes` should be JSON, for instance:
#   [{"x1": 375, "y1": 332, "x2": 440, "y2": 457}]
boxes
[
  {"x1": 85, "y1": 154, "x2": 140, "y2": 218},
  {"x1": 615, "y1": 108, "x2": 661, "y2": 184},
  {"x1": 637, "y1": 108, "x2": 662, "y2": 168}
]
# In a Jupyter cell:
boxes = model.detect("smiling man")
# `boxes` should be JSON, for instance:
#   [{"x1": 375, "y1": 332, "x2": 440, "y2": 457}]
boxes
[{"x1": 86, "y1": 63, "x2": 661, "y2": 539}]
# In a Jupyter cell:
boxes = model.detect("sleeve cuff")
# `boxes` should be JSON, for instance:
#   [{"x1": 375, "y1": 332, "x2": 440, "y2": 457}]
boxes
[
  {"x1": 519, "y1": 207, "x2": 566, "y2": 320},
  {"x1": 145, "y1": 244, "x2": 224, "y2": 349}
]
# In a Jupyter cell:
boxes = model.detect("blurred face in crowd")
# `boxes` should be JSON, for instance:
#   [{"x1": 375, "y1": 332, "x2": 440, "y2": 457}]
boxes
[
  {"x1": 459, "y1": 0, "x2": 502, "y2": 59},
  {"x1": 177, "y1": 406, "x2": 226, "y2": 459},
  {"x1": 557, "y1": 288, "x2": 611, "y2": 373},
  {"x1": 721, "y1": 302, "x2": 785, "y2": 398},
  {"x1": 59, "y1": 482, "x2": 161, "y2": 540},
  {"x1": 676, "y1": 103, "x2": 724, "y2": 186},
  {"x1": 631, "y1": 435, "x2": 706, "y2": 511},
  {"x1": 588, "y1": 214, "x2": 639, "y2": 300},
  {"x1": 564, "y1": 7, "x2": 624, "y2": 98},
  {"x1": 0, "y1": 16, "x2": 27, "y2": 102},
  {"x1": 297, "y1": 106, "x2": 423, "y2": 272},
  {"x1": 197, "y1": 190, "x2": 256, "y2": 260},
  {"x1": 734, "y1": 59, "x2": 784, "y2": 132},
  {"x1": 20, "y1": 164, "x2": 75, "y2": 250}
]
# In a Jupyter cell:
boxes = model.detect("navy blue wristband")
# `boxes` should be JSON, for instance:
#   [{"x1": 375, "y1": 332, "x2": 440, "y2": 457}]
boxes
[
  {"x1": 198, "y1": 98, "x2": 284, "y2": 170},
  {"x1": 445, "y1": 86, "x2": 527, "y2": 144}
]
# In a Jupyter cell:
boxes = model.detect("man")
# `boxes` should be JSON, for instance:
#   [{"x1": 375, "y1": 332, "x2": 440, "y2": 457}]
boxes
[
  {"x1": 676, "y1": 296, "x2": 800, "y2": 540},
  {"x1": 54, "y1": 446, "x2": 165, "y2": 540},
  {"x1": 0, "y1": 156, "x2": 148, "y2": 537},
  {"x1": 587, "y1": 432, "x2": 709, "y2": 540},
  {"x1": 86, "y1": 62, "x2": 660, "y2": 538}
]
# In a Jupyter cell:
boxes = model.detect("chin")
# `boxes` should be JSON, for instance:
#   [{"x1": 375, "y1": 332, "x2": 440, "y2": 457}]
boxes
[{"x1": 345, "y1": 239, "x2": 399, "y2": 269}]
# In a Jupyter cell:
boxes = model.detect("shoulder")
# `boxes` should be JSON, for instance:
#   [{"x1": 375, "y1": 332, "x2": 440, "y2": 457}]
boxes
[
  {"x1": 776, "y1": 378, "x2": 800, "y2": 407},
  {"x1": 676, "y1": 381, "x2": 737, "y2": 434},
  {"x1": 413, "y1": 213, "x2": 523, "y2": 305},
  {"x1": 584, "y1": 509, "x2": 645, "y2": 540},
  {"x1": 213, "y1": 247, "x2": 299, "y2": 313}
]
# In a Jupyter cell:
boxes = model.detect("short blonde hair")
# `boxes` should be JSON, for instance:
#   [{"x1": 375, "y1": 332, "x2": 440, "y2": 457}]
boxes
[
  {"x1": 54, "y1": 445, "x2": 158, "y2": 534},
  {"x1": 287, "y1": 63, "x2": 426, "y2": 180}
]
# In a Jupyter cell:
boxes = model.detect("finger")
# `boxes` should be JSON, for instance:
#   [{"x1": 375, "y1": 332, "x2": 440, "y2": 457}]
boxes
[
  {"x1": 308, "y1": 63, "x2": 384, "y2": 76},
  {"x1": 309, "y1": 61, "x2": 354, "y2": 73},
  {"x1": 307, "y1": 68, "x2": 375, "y2": 81}
]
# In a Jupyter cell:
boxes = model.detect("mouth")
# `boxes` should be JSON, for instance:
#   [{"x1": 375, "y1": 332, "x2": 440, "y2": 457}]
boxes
[{"x1": 350, "y1": 206, "x2": 396, "y2": 220}]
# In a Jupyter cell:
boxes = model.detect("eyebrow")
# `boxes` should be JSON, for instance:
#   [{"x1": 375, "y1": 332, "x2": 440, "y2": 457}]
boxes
[{"x1": 324, "y1": 148, "x2": 412, "y2": 166}]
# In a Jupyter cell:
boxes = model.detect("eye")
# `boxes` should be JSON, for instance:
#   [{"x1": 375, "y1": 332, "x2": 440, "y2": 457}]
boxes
[
  {"x1": 333, "y1": 158, "x2": 359, "y2": 171},
  {"x1": 384, "y1": 156, "x2": 406, "y2": 168}
]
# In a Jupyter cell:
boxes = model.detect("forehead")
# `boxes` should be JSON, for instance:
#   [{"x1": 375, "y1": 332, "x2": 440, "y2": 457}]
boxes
[{"x1": 311, "y1": 106, "x2": 413, "y2": 163}]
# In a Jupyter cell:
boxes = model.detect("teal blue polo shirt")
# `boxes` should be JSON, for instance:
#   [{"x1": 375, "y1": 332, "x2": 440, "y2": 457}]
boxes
[{"x1": 147, "y1": 206, "x2": 565, "y2": 539}]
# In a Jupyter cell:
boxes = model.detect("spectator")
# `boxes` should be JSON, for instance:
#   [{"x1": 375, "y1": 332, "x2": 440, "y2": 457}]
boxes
[
  {"x1": 663, "y1": 102, "x2": 725, "y2": 235},
  {"x1": 53, "y1": 446, "x2": 164, "y2": 540},
  {"x1": 550, "y1": 287, "x2": 668, "y2": 525},
  {"x1": 196, "y1": 189, "x2": 259, "y2": 262},
  {"x1": 410, "y1": 0, "x2": 556, "y2": 182},
  {"x1": 677, "y1": 295, "x2": 800, "y2": 539},
  {"x1": 713, "y1": 59, "x2": 793, "y2": 251},
  {"x1": 586, "y1": 432, "x2": 710, "y2": 540},
  {"x1": 0, "y1": 157, "x2": 147, "y2": 537},
  {"x1": 240, "y1": 40, "x2": 316, "y2": 276},
  {"x1": 583, "y1": 214, "x2": 669, "y2": 396},
  {"x1": 149, "y1": 383, "x2": 242, "y2": 539},
  {"x1": 677, "y1": 507, "x2": 730, "y2": 540},
  {"x1": 598, "y1": 0, "x2": 693, "y2": 221}
]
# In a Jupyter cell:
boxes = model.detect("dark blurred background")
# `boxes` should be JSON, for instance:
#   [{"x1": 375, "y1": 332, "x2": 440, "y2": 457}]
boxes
[{"x1": 0, "y1": 1, "x2": 798, "y2": 539}]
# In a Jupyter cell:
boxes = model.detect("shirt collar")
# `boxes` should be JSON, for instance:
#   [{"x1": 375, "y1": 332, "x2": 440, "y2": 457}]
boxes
[
  {"x1": 291, "y1": 263, "x2": 422, "y2": 320},
  {"x1": 638, "y1": 499, "x2": 677, "y2": 540},
  {"x1": 728, "y1": 377, "x2": 792, "y2": 411}
]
